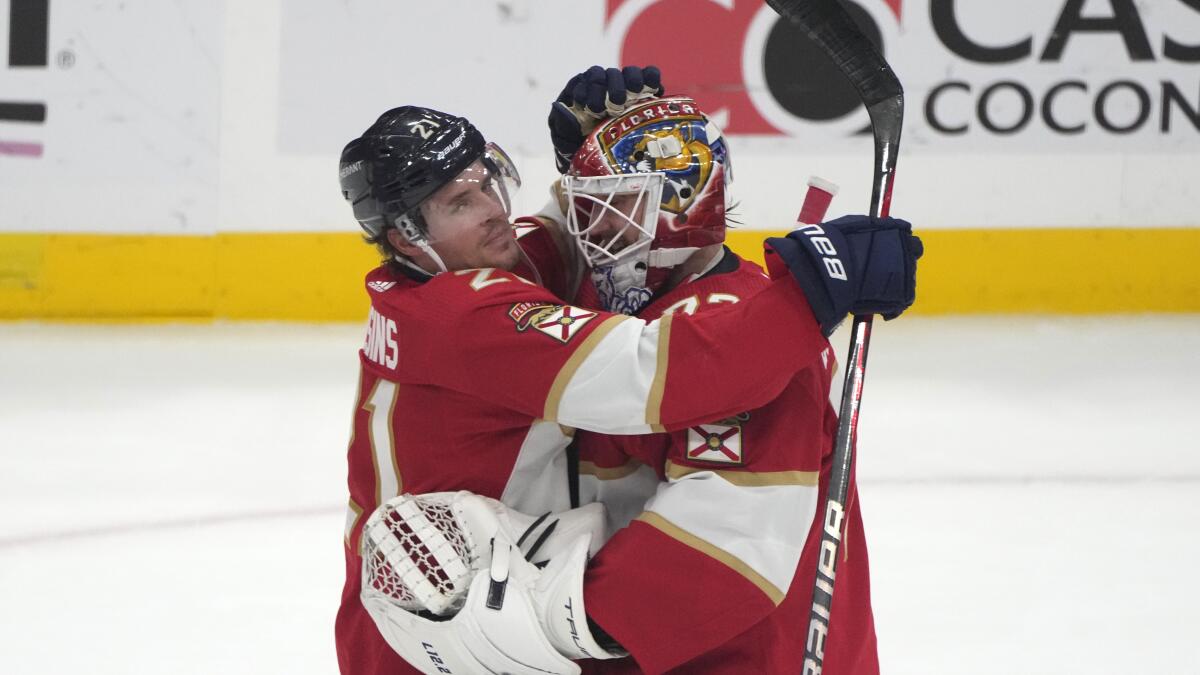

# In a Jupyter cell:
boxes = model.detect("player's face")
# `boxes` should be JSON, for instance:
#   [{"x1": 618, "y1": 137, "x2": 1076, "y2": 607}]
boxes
[
  {"x1": 421, "y1": 160, "x2": 521, "y2": 270},
  {"x1": 581, "y1": 193, "x2": 649, "y2": 255}
]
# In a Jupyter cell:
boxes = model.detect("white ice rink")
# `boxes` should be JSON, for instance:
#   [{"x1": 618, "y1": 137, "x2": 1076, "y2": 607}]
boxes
[{"x1": 2, "y1": 317, "x2": 1198, "y2": 674}]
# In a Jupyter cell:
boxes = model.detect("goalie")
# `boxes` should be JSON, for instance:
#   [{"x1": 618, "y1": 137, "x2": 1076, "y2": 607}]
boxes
[{"x1": 556, "y1": 92, "x2": 891, "y2": 673}]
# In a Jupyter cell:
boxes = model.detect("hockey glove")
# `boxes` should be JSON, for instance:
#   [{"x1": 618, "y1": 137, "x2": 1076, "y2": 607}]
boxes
[
  {"x1": 764, "y1": 215, "x2": 923, "y2": 336},
  {"x1": 548, "y1": 65, "x2": 663, "y2": 172},
  {"x1": 360, "y1": 492, "x2": 622, "y2": 673},
  {"x1": 362, "y1": 538, "x2": 585, "y2": 675}
]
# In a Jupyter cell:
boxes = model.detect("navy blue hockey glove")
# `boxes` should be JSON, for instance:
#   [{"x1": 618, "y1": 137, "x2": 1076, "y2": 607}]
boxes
[
  {"x1": 548, "y1": 65, "x2": 663, "y2": 172},
  {"x1": 764, "y1": 216, "x2": 923, "y2": 336}
]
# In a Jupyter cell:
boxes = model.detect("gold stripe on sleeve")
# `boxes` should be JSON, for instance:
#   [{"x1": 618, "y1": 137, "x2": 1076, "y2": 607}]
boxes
[
  {"x1": 345, "y1": 498, "x2": 365, "y2": 554},
  {"x1": 361, "y1": 379, "x2": 385, "y2": 507},
  {"x1": 645, "y1": 313, "x2": 673, "y2": 433},
  {"x1": 543, "y1": 315, "x2": 630, "y2": 422},
  {"x1": 636, "y1": 511, "x2": 785, "y2": 606},
  {"x1": 665, "y1": 460, "x2": 819, "y2": 487},
  {"x1": 578, "y1": 458, "x2": 644, "y2": 481},
  {"x1": 385, "y1": 386, "x2": 403, "y2": 497}
]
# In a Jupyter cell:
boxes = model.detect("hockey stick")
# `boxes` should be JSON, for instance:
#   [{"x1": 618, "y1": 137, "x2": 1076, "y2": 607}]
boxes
[
  {"x1": 797, "y1": 176, "x2": 839, "y2": 225},
  {"x1": 764, "y1": 1, "x2": 904, "y2": 672}
]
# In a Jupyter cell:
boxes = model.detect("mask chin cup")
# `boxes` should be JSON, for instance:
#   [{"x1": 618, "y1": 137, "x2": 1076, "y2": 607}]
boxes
[{"x1": 591, "y1": 259, "x2": 653, "y2": 315}]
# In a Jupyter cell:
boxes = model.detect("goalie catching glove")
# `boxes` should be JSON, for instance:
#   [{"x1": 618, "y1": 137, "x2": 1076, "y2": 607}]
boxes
[{"x1": 360, "y1": 491, "x2": 623, "y2": 674}]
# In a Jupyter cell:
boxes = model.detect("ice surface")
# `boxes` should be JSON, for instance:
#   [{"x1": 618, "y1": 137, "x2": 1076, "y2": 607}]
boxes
[{"x1": 1, "y1": 317, "x2": 1197, "y2": 674}]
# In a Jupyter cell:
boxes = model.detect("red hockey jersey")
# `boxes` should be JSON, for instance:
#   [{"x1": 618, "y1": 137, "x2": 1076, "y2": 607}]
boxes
[
  {"x1": 335, "y1": 222, "x2": 836, "y2": 675},
  {"x1": 576, "y1": 250, "x2": 879, "y2": 674}
]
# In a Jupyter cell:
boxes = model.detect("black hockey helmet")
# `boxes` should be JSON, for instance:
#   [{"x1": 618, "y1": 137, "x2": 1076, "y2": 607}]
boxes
[{"x1": 339, "y1": 106, "x2": 487, "y2": 239}]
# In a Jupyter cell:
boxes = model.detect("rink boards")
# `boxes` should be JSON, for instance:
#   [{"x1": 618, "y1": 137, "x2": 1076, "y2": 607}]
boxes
[
  {"x1": 2, "y1": 1, "x2": 1198, "y2": 320},
  {"x1": 1, "y1": 227, "x2": 1197, "y2": 320}
]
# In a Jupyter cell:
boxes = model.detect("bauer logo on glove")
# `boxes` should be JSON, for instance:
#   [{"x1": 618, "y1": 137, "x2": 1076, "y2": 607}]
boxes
[{"x1": 793, "y1": 222, "x2": 850, "y2": 282}]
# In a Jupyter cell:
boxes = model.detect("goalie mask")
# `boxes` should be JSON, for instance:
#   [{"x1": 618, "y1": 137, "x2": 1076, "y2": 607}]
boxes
[
  {"x1": 340, "y1": 106, "x2": 521, "y2": 273},
  {"x1": 564, "y1": 96, "x2": 731, "y2": 314}
]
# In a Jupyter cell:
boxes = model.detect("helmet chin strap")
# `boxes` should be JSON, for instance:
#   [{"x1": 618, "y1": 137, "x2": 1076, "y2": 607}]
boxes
[
  {"x1": 393, "y1": 213, "x2": 449, "y2": 276},
  {"x1": 392, "y1": 250, "x2": 445, "y2": 278},
  {"x1": 415, "y1": 241, "x2": 449, "y2": 274}
]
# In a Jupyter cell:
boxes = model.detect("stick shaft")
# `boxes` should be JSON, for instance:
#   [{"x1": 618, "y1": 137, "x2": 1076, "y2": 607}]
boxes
[
  {"x1": 763, "y1": 2, "x2": 904, "y2": 672},
  {"x1": 803, "y1": 100, "x2": 902, "y2": 675}
]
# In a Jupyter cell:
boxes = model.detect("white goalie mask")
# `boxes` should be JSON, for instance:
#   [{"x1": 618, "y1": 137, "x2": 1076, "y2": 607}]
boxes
[
  {"x1": 562, "y1": 172, "x2": 667, "y2": 315},
  {"x1": 562, "y1": 96, "x2": 732, "y2": 315}
]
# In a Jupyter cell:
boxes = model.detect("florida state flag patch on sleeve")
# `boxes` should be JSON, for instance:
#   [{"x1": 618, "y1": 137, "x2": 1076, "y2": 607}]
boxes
[
  {"x1": 686, "y1": 418, "x2": 745, "y2": 465},
  {"x1": 508, "y1": 303, "x2": 597, "y2": 343}
]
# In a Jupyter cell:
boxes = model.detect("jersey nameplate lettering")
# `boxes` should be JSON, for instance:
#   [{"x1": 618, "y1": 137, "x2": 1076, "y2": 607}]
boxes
[{"x1": 364, "y1": 306, "x2": 399, "y2": 369}]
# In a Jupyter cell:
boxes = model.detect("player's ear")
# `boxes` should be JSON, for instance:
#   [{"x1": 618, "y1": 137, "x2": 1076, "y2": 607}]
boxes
[{"x1": 387, "y1": 227, "x2": 423, "y2": 258}]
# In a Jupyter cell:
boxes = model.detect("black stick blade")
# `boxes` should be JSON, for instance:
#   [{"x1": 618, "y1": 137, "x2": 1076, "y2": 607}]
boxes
[{"x1": 766, "y1": 0, "x2": 902, "y2": 107}]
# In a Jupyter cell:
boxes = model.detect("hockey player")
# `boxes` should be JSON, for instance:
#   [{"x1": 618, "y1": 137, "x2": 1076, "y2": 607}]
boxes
[
  {"x1": 334, "y1": 79, "x2": 921, "y2": 673},
  {"x1": 555, "y1": 94, "x2": 893, "y2": 673}
]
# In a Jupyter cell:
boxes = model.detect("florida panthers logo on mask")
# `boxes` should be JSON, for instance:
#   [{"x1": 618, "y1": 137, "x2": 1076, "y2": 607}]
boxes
[{"x1": 596, "y1": 100, "x2": 729, "y2": 216}]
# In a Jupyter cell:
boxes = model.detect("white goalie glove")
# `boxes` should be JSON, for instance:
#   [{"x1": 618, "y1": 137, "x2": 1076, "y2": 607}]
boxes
[{"x1": 360, "y1": 492, "x2": 623, "y2": 675}]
